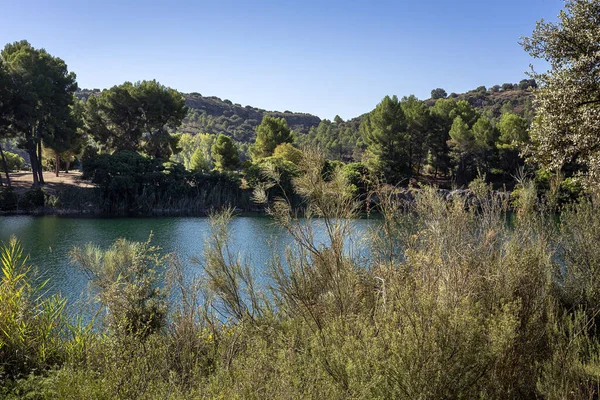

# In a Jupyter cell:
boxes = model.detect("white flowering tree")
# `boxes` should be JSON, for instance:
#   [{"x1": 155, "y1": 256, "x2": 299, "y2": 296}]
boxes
[{"x1": 521, "y1": 0, "x2": 600, "y2": 184}]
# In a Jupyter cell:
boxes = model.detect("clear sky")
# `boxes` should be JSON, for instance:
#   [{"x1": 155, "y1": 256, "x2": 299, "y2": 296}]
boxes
[{"x1": 0, "y1": 0, "x2": 564, "y2": 120}]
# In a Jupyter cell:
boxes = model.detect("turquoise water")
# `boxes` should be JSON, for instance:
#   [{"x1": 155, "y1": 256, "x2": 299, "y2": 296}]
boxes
[{"x1": 0, "y1": 215, "x2": 378, "y2": 308}]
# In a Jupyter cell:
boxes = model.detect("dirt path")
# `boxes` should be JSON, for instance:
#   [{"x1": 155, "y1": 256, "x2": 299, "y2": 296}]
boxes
[{"x1": 3, "y1": 171, "x2": 95, "y2": 193}]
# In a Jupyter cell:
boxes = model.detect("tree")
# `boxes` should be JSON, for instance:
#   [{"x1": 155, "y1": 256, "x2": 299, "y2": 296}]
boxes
[
  {"x1": 211, "y1": 134, "x2": 240, "y2": 171},
  {"x1": 448, "y1": 116, "x2": 475, "y2": 184},
  {"x1": 189, "y1": 148, "x2": 210, "y2": 173},
  {"x1": 450, "y1": 100, "x2": 479, "y2": 127},
  {"x1": 471, "y1": 116, "x2": 498, "y2": 174},
  {"x1": 497, "y1": 113, "x2": 529, "y2": 149},
  {"x1": 401, "y1": 95, "x2": 430, "y2": 174},
  {"x1": 497, "y1": 113, "x2": 529, "y2": 174},
  {"x1": 43, "y1": 99, "x2": 85, "y2": 177},
  {"x1": 361, "y1": 95, "x2": 409, "y2": 183},
  {"x1": 174, "y1": 133, "x2": 214, "y2": 170},
  {"x1": 426, "y1": 111, "x2": 451, "y2": 177},
  {"x1": 431, "y1": 88, "x2": 448, "y2": 99},
  {"x1": 521, "y1": 0, "x2": 600, "y2": 184},
  {"x1": 251, "y1": 115, "x2": 293, "y2": 160},
  {"x1": 1, "y1": 41, "x2": 78, "y2": 186},
  {"x1": 472, "y1": 116, "x2": 497, "y2": 151},
  {"x1": 273, "y1": 142, "x2": 302, "y2": 165},
  {"x1": 3, "y1": 152, "x2": 23, "y2": 171},
  {"x1": 0, "y1": 57, "x2": 13, "y2": 186},
  {"x1": 85, "y1": 80, "x2": 187, "y2": 159}
]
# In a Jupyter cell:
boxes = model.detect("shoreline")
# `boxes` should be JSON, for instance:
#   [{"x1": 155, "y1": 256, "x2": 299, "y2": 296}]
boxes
[{"x1": 0, "y1": 187, "x2": 514, "y2": 218}]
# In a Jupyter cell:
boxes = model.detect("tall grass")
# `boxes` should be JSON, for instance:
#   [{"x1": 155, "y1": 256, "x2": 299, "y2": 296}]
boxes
[
  {"x1": 0, "y1": 237, "x2": 67, "y2": 380},
  {"x1": 3, "y1": 152, "x2": 600, "y2": 398}
]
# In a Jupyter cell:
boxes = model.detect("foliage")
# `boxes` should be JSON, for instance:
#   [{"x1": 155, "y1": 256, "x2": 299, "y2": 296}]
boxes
[
  {"x1": 81, "y1": 150, "x2": 251, "y2": 215},
  {"x1": 71, "y1": 237, "x2": 168, "y2": 337},
  {"x1": 251, "y1": 115, "x2": 294, "y2": 160},
  {"x1": 3, "y1": 151, "x2": 23, "y2": 171},
  {"x1": 189, "y1": 148, "x2": 210, "y2": 173},
  {"x1": 18, "y1": 188, "x2": 45, "y2": 210},
  {"x1": 341, "y1": 162, "x2": 371, "y2": 195},
  {"x1": 497, "y1": 112, "x2": 529, "y2": 150},
  {"x1": 85, "y1": 80, "x2": 187, "y2": 159},
  {"x1": 272, "y1": 142, "x2": 302, "y2": 165},
  {"x1": 0, "y1": 187, "x2": 17, "y2": 210},
  {"x1": 430, "y1": 87, "x2": 447, "y2": 99},
  {"x1": 401, "y1": 95, "x2": 430, "y2": 174},
  {"x1": 6, "y1": 166, "x2": 600, "y2": 397},
  {"x1": 211, "y1": 134, "x2": 240, "y2": 171},
  {"x1": 1, "y1": 40, "x2": 78, "y2": 186},
  {"x1": 244, "y1": 155, "x2": 300, "y2": 202},
  {"x1": 167, "y1": 92, "x2": 321, "y2": 142},
  {"x1": 0, "y1": 237, "x2": 67, "y2": 380},
  {"x1": 297, "y1": 117, "x2": 364, "y2": 161},
  {"x1": 521, "y1": 0, "x2": 600, "y2": 187},
  {"x1": 360, "y1": 95, "x2": 409, "y2": 183},
  {"x1": 172, "y1": 133, "x2": 214, "y2": 170}
]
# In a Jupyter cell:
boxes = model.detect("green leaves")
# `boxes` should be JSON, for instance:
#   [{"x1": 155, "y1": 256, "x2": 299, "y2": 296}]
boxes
[
  {"x1": 0, "y1": 237, "x2": 68, "y2": 378},
  {"x1": 522, "y1": 0, "x2": 600, "y2": 185},
  {"x1": 85, "y1": 80, "x2": 187, "y2": 159},
  {"x1": 497, "y1": 113, "x2": 528, "y2": 150},
  {"x1": 211, "y1": 134, "x2": 240, "y2": 172},
  {"x1": 71, "y1": 237, "x2": 168, "y2": 337},
  {"x1": 360, "y1": 95, "x2": 409, "y2": 183},
  {"x1": 251, "y1": 115, "x2": 293, "y2": 160}
]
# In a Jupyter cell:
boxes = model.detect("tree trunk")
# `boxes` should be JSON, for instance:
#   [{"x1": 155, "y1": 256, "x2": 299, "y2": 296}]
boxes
[
  {"x1": 0, "y1": 142, "x2": 11, "y2": 187},
  {"x1": 55, "y1": 153, "x2": 60, "y2": 177},
  {"x1": 37, "y1": 141, "x2": 44, "y2": 184},
  {"x1": 29, "y1": 148, "x2": 39, "y2": 187},
  {"x1": 65, "y1": 160, "x2": 71, "y2": 173}
]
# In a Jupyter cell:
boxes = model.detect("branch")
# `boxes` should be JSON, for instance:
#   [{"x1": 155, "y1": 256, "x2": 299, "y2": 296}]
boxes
[{"x1": 576, "y1": 98, "x2": 600, "y2": 108}]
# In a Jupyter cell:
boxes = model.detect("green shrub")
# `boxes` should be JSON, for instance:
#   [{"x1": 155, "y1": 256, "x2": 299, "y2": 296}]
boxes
[
  {"x1": 3, "y1": 152, "x2": 24, "y2": 171},
  {"x1": 0, "y1": 187, "x2": 17, "y2": 211},
  {"x1": 5, "y1": 151, "x2": 600, "y2": 398},
  {"x1": 18, "y1": 188, "x2": 45, "y2": 210},
  {"x1": 0, "y1": 238, "x2": 67, "y2": 380},
  {"x1": 71, "y1": 237, "x2": 168, "y2": 337}
]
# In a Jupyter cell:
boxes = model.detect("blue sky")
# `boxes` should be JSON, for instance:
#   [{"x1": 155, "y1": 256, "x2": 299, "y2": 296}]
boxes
[{"x1": 0, "y1": 0, "x2": 563, "y2": 119}]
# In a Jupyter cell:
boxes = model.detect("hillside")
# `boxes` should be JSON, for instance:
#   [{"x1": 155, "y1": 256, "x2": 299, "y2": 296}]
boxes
[
  {"x1": 443, "y1": 83, "x2": 535, "y2": 120},
  {"x1": 76, "y1": 81, "x2": 535, "y2": 147},
  {"x1": 75, "y1": 89, "x2": 322, "y2": 143}
]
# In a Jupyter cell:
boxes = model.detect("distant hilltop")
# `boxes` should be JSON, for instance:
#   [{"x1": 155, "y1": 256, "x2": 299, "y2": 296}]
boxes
[{"x1": 75, "y1": 80, "x2": 535, "y2": 144}]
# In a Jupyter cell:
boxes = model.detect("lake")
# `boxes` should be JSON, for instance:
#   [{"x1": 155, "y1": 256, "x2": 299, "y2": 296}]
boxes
[{"x1": 0, "y1": 215, "x2": 379, "y2": 310}]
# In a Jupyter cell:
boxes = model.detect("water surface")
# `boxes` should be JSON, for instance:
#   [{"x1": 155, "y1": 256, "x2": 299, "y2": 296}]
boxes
[{"x1": 0, "y1": 215, "x2": 377, "y2": 308}]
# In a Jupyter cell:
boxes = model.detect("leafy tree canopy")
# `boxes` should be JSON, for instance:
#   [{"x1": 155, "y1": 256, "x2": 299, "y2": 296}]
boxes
[
  {"x1": 211, "y1": 133, "x2": 240, "y2": 171},
  {"x1": 251, "y1": 115, "x2": 293, "y2": 160},
  {"x1": 85, "y1": 80, "x2": 187, "y2": 159},
  {"x1": 521, "y1": 0, "x2": 600, "y2": 184},
  {"x1": 431, "y1": 88, "x2": 448, "y2": 99},
  {"x1": 361, "y1": 95, "x2": 409, "y2": 183}
]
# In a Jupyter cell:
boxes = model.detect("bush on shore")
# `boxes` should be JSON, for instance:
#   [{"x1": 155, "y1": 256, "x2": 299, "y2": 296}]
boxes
[{"x1": 2, "y1": 152, "x2": 600, "y2": 399}]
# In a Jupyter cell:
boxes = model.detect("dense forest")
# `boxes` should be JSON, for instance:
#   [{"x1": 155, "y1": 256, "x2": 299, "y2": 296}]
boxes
[
  {"x1": 0, "y1": 19, "x2": 545, "y2": 216},
  {"x1": 0, "y1": 61, "x2": 544, "y2": 215},
  {"x1": 2, "y1": 0, "x2": 600, "y2": 398}
]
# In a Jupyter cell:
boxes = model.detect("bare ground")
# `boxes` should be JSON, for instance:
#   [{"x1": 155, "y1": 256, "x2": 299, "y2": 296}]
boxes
[{"x1": 2, "y1": 171, "x2": 95, "y2": 194}]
